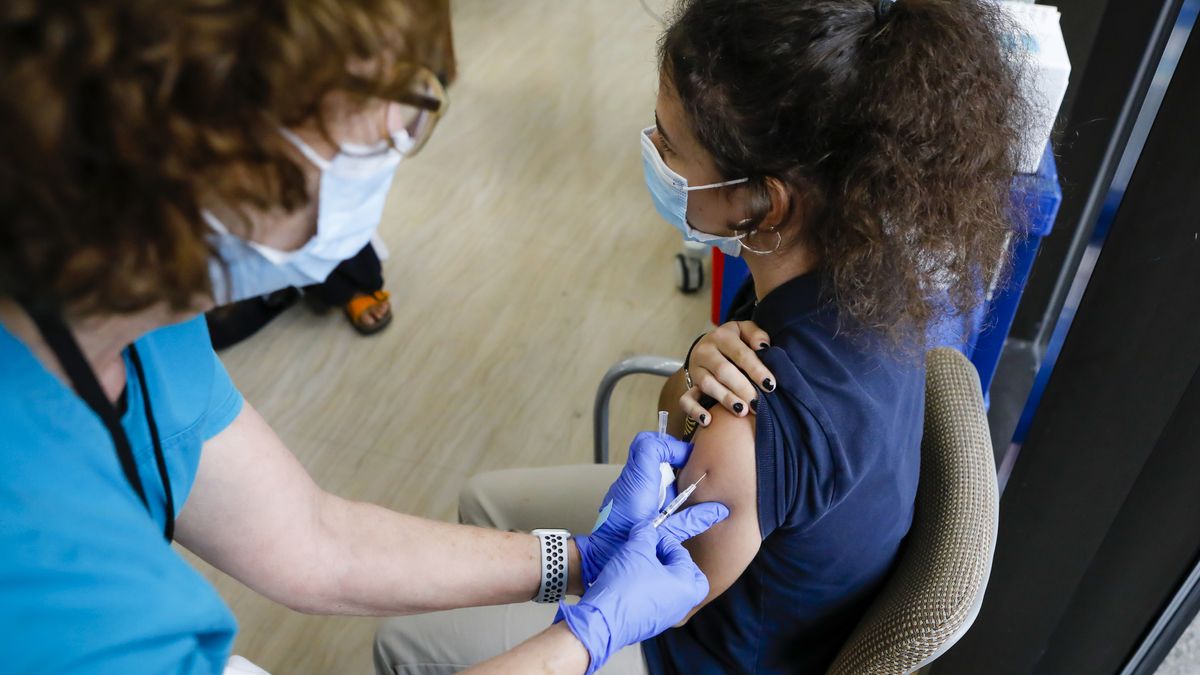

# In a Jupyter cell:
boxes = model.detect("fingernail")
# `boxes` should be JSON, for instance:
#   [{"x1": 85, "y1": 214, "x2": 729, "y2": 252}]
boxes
[
  {"x1": 759, "y1": 342, "x2": 770, "y2": 350},
  {"x1": 699, "y1": 413, "x2": 708, "y2": 425},
  {"x1": 733, "y1": 402, "x2": 744, "y2": 414},
  {"x1": 763, "y1": 377, "x2": 774, "y2": 391},
  {"x1": 750, "y1": 398, "x2": 758, "y2": 412}
]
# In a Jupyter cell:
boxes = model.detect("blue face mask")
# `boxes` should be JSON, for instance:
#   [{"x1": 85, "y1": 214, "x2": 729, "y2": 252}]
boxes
[{"x1": 640, "y1": 126, "x2": 749, "y2": 257}]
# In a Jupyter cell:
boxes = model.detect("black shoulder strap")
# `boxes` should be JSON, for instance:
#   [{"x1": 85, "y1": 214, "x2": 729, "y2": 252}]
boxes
[
  {"x1": 129, "y1": 344, "x2": 174, "y2": 542},
  {"x1": 23, "y1": 309, "x2": 150, "y2": 510}
]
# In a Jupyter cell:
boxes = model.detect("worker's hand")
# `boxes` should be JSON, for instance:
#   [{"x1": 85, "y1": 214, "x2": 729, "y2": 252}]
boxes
[
  {"x1": 557, "y1": 509, "x2": 727, "y2": 674},
  {"x1": 575, "y1": 432, "x2": 714, "y2": 587},
  {"x1": 682, "y1": 320, "x2": 776, "y2": 428}
]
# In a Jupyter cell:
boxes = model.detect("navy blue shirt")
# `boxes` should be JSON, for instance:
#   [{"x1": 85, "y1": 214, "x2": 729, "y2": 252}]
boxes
[{"x1": 643, "y1": 273, "x2": 924, "y2": 674}]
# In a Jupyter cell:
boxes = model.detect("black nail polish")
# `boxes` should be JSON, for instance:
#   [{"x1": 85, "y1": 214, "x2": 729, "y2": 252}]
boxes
[
  {"x1": 750, "y1": 398, "x2": 759, "y2": 412},
  {"x1": 763, "y1": 377, "x2": 775, "y2": 391},
  {"x1": 699, "y1": 413, "x2": 707, "y2": 424},
  {"x1": 733, "y1": 402, "x2": 745, "y2": 414},
  {"x1": 759, "y1": 342, "x2": 770, "y2": 350}
]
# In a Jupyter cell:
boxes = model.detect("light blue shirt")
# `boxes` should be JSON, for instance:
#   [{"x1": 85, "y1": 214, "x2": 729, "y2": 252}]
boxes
[{"x1": 0, "y1": 315, "x2": 243, "y2": 673}]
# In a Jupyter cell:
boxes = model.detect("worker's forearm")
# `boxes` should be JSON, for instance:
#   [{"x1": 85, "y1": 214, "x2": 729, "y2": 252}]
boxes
[
  {"x1": 464, "y1": 622, "x2": 590, "y2": 674},
  {"x1": 313, "y1": 495, "x2": 582, "y2": 616}
]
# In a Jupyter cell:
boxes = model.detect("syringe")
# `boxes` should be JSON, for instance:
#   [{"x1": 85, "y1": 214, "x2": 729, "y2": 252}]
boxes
[{"x1": 651, "y1": 472, "x2": 707, "y2": 528}]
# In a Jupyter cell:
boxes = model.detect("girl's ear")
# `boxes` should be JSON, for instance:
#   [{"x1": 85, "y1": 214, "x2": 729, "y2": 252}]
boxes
[{"x1": 759, "y1": 177, "x2": 792, "y2": 231}]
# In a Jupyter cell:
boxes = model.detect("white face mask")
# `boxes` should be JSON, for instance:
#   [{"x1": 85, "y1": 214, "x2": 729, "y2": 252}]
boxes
[
  {"x1": 206, "y1": 127, "x2": 412, "y2": 305},
  {"x1": 640, "y1": 126, "x2": 749, "y2": 257}
]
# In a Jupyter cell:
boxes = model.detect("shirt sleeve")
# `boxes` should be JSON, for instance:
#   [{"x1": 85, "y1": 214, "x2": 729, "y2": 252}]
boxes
[
  {"x1": 199, "y1": 346, "x2": 244, "y2": 442},
  {"x1": 754, "y1": 354, "x2": 841, "y2": 539}
]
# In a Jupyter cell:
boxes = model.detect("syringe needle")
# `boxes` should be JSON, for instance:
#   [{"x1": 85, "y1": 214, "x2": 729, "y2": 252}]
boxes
[{"x1": 652, "y1": 472, "x2": 708, "y2": 527}]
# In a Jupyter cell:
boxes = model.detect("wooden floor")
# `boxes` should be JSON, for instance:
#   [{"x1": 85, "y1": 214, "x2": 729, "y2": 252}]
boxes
[{"x1": 177, "y1": 1, "x2": 706, "y2": 672}]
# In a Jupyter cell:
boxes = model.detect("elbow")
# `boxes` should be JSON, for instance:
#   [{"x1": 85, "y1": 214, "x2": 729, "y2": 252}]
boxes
[
  {"x1": 282, "y1": 599, "x2": 323, "y2": 616},
  {"x1": 271, "y1": 492, "x2": 354, "y2": 615},
  {"x1": 278, "y1": 587, "x2": 331, "y2": 615},
  {"x1": 261, "y1": 565, "x2": 343, "y2": 615}
]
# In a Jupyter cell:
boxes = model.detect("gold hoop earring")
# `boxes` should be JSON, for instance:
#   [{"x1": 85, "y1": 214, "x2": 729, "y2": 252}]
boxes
[{"x1": 741, "y1": 229, "x2": 783, "y2": 255}]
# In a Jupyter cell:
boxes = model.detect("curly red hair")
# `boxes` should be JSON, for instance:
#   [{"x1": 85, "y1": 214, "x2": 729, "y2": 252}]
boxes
[{"x1": 0, "y1": 0, "x2": 449, "y2": 314}]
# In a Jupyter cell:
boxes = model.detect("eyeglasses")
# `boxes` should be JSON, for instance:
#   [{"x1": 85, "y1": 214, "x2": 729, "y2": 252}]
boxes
[
  {"x1": 390, "y1": 66, "x2": 448, "y2": 157},
  {"x1": 332, "y1": 66, "x2": 448, "y2": 160}
]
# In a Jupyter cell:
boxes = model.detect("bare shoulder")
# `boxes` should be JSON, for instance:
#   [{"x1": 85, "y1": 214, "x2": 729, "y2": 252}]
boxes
[
  {"x1": 678, "y1": 404, "x2": 757, "y2": 512},
  {"x1": 674, "y1": 404, "x2": 763, "y2": 620}
]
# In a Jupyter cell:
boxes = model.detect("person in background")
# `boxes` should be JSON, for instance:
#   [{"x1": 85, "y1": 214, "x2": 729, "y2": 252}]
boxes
[{"x1": 205, "y1": 41, "x2": 461, "y2": 349}]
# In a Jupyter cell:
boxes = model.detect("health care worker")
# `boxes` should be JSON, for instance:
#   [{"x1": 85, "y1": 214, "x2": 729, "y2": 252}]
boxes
[{"x1": 0, "y1": 2, "x2": 771, "y2": 673}]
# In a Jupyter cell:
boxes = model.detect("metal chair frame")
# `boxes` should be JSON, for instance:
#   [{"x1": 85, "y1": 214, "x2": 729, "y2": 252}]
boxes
[{"x1": 592, "y1": 355, "x2": 681, "y2": 464}]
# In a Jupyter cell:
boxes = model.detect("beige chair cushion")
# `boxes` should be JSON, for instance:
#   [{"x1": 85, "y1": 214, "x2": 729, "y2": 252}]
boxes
[{"x1": 827, "y1": 348, "x2": 999, "y2": 674}]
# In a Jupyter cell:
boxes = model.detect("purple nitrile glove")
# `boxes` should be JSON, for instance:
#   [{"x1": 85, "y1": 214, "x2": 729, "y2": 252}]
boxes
[
  {"x1": 557, "y1": 505, "x2": 728, "y2": 674},
  {"x1": 574, "y1": 431, "x2": 693, "y2": 587}
]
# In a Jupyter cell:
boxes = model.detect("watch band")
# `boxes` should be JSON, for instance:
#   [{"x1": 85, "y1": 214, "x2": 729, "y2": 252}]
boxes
[{"x1": 531, "y1": 529, "x2": 570, "y2": 603}]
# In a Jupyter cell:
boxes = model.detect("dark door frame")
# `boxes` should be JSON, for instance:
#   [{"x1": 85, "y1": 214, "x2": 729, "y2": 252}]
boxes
[
  {"x1": 1011, "y1": 0, "x2": 1184, "y2": 348},
  {"x1": 933, "y1": 23, "x2": 1200, "y2": 674}
]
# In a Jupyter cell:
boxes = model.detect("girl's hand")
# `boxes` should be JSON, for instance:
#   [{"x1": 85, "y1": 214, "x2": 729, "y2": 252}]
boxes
[{"x1": 680, "y1": 321, "x2": 776, "y2": 428}]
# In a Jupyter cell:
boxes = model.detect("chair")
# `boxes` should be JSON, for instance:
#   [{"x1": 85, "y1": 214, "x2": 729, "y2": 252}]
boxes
[
  {"x1": 592, "y1": 347, "x2": 999, "y2": 674},
  {"x1": 826, "y1": 347, "x2": 998, "y2": 673}
]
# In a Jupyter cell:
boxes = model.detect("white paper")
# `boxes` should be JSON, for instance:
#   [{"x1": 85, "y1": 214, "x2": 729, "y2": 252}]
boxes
[
  {"x1": 998, "y1": 1, "x2": 1072, "y2": 173},
  {"x1": 224, "y1": 655, "x2": 270, "y2": 675}
]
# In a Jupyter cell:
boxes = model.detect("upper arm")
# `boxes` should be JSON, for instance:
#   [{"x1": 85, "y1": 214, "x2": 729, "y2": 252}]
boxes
[
  {"x1": 175, "y1": 401, "x2": 332, "y2": 611},
  {"x1": 676, "y1": 404, "x2": 761, "y2": 621}
]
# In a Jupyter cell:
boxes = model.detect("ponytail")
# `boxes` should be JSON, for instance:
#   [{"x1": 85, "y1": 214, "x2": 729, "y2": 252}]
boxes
[{"x1": 662, "y1": 0, "x2": 1028, "y2": 350}]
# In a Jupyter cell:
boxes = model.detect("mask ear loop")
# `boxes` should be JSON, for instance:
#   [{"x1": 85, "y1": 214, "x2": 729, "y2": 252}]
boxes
[{"x1": 278, "y1": 128, "x2": 333, "y2": 172}]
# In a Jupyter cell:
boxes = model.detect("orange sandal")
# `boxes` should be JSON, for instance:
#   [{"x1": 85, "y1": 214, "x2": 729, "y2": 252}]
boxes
[{"x1": 344, "y1": 290, "x2": 393, "y2": 335}]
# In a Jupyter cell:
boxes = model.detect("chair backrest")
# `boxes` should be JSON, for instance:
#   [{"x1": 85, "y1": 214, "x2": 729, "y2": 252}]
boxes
[{"x1": 826, "y1": 348, "x2": 999, "y2": 674}]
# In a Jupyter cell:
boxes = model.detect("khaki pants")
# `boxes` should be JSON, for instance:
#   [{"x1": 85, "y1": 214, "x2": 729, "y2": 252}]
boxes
[{"x1": 373, "y1": 465, "x2": 650, "y2": 675}]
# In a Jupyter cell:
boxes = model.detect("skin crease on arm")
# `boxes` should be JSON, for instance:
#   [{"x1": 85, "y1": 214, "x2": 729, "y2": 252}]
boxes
[
  {"x1": 675, "y1": 404, "x2": 762, "y2": 623},
  {"x1": 174, "y1": 401, "x2": 584, "y2": 618}
]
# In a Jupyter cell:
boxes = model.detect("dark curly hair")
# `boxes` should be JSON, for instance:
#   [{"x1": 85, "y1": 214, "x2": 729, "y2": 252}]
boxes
[
  {"x1": 661, "y1": 0, "x2": 1029, "y2": 349},
  {"x1": 0, "y1": 0, "x2": 449, "y2": 315}
]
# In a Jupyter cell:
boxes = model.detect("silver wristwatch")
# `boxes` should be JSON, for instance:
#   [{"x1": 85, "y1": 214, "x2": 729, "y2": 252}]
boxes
[{"x1": 531, "y1": 529, "x2": 571, "y2": 603}]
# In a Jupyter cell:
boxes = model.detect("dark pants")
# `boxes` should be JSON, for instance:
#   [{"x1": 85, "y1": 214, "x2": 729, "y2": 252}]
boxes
[
  {"x1": 304, "y1": 242, "x2": 384, "y2": 307},
  {"x1": 206, "y1": 243, "x2": 384, "y2": 350}
]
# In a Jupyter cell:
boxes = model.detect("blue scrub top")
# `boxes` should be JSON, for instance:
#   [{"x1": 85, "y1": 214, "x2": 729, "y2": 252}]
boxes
[{"x1": 0, "y1": 315, "x2": 243, "y2": 673}]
